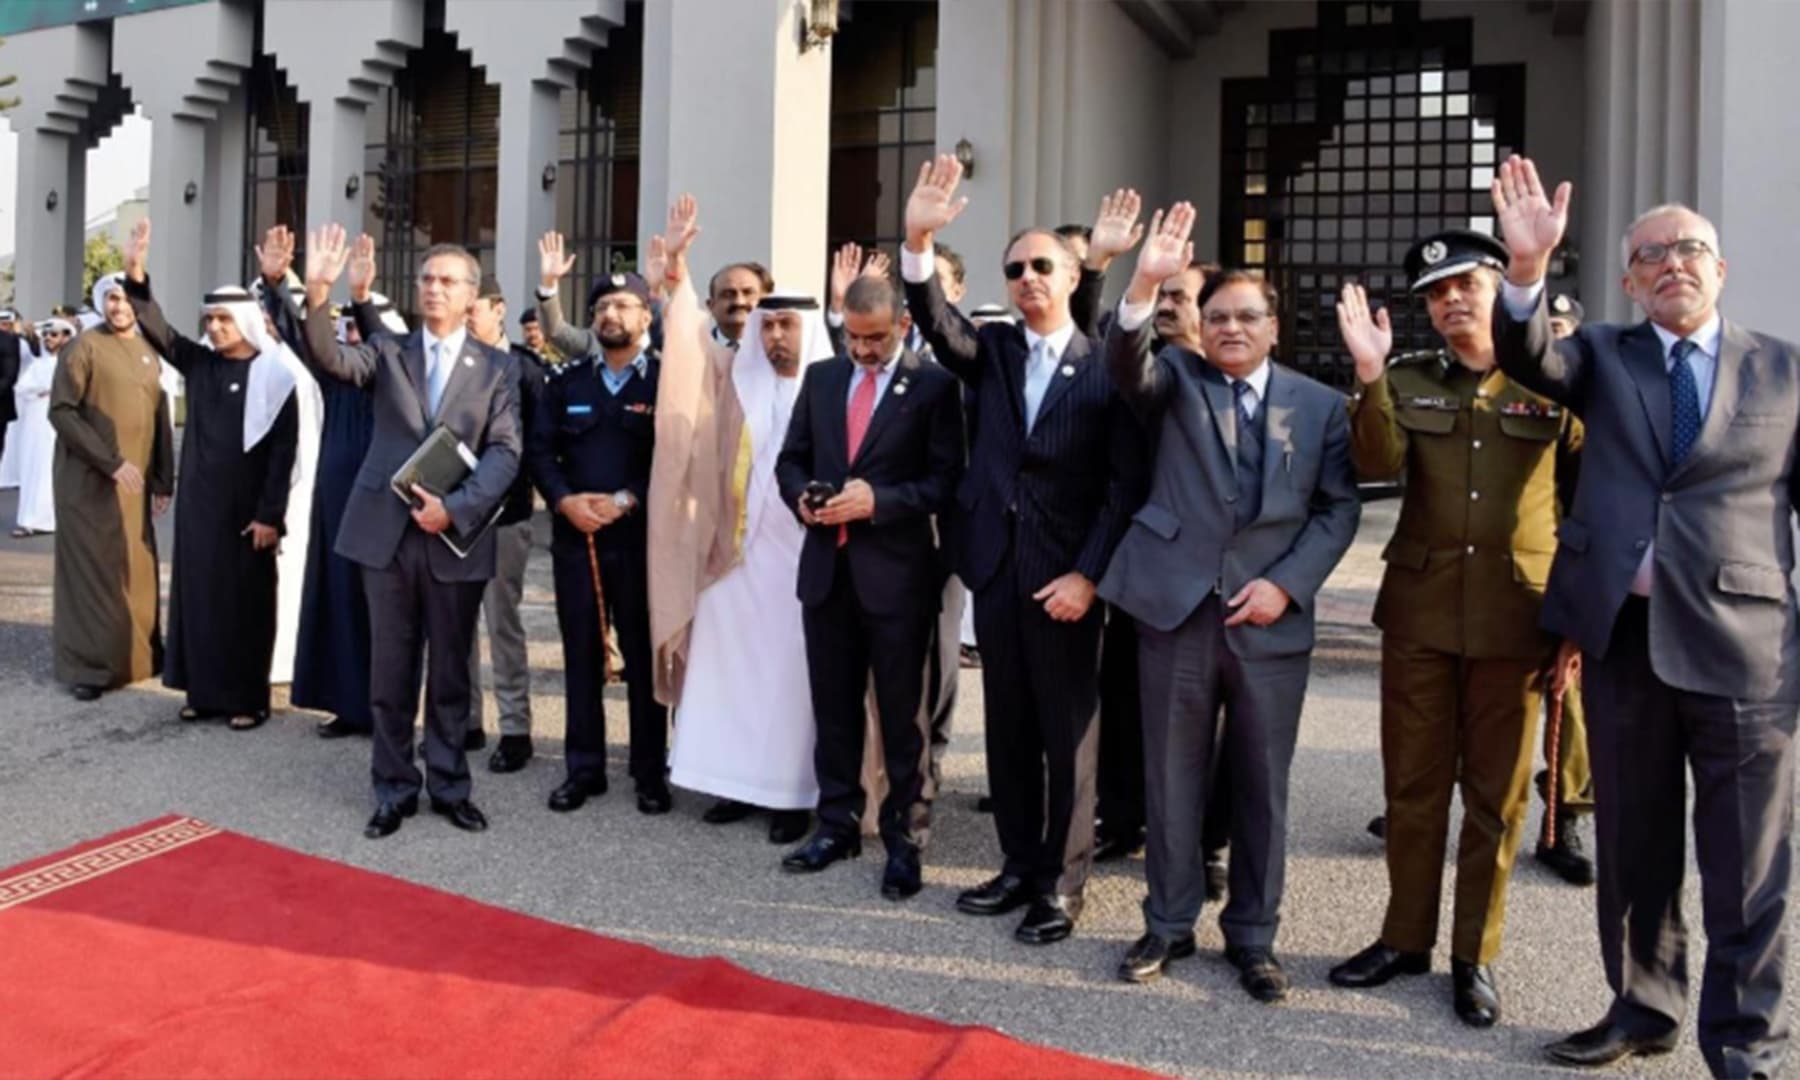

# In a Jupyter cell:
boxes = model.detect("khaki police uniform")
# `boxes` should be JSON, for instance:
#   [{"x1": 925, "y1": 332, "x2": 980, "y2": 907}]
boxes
[{"x1": 1350, "y1": 349, "x2": 1582, "y2": 963}]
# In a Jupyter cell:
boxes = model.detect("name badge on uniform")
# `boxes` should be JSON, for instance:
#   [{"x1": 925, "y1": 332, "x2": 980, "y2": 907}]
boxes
[
  {"x1": 625, "y1": 403, "x2": 654, "y2": 415},
  {"x1": 1405, "y1": 395, "x2": 1459, "y2": 410},
  {"x1": 1500, "y1": 401, "x2": 1561, "y2": 418},
  {"x1": 567, "y1": 404, "x2": 593, "y2": 415}
]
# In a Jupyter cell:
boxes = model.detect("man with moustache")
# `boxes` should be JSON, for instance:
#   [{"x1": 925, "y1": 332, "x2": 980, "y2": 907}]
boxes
[
  {"x1": 1327, "y1": 230, "x2": 1581, "y2": 1028},
  {"x1": 708, "y1": 262, "x2": 774, "y2": 350},
  {"x1": 1492, "y1": 155, "x2": 1800, "y2": 1077},
  {"x1": 534, "y1": 238, "x2": 670, "y2": 815},
  {"x1": 902, "y1": 155, "x2": 1136, "y2": 944}
]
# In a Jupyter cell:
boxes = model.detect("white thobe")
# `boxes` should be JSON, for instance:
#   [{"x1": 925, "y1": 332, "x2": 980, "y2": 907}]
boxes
[
  {"x1": 267, "y1": 349, "x2": 322, "y2": 683},
  {"x1": 12, "y1": 348, "x2": 56, "y2": 531}
]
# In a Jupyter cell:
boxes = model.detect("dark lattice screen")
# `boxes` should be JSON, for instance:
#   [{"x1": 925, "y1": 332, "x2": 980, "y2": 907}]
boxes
[
  {"x1": 828, "y1": 1, "x2": 938, "y2": 256},
  {"x1": 1220, "y1": 1, "x2": 1524, "y2": 389}
]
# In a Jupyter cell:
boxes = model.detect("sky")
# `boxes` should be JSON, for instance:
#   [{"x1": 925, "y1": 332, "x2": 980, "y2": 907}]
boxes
[{"x1": 0, "y1": 108, "x2": 153, "y2": 257}]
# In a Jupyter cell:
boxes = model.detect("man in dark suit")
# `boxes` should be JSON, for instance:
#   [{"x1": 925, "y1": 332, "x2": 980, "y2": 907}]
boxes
[
  {"x1": 900, "y1": 155, "x2": 1136, "y2": 946},
  {"x1": 1491, "y1": 155, "x2": 1800, "y2": 1078},
  {"x1": 300, "y1": 224, "x2": 522, "y2": 840},
  {"x1": 775, "y1": 275, "x2": 963, "y2": 901},
  {"x1": 1102, "y1": 203, "x2": 1360, "y2": 1001}
]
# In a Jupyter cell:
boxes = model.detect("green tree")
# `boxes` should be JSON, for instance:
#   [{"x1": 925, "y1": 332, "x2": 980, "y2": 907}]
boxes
[
  {"x1": 83, "y1": 233, "x2": 124, "y2": 297},
  {"x1": 0, "y1": 37, "x2": 20, "y2": 114}
]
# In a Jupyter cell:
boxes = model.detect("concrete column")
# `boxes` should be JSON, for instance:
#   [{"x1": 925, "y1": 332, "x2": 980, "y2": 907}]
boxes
[
  {"x1": 1697, "y1": 0, "x2": 1800, "y2": 340},
  {"x1": 3, "y1": 20, "x2": 112, "y2": 316},
  {"x1": 303, "y1": 100, "x2": 367, "y2": 241},
  {"x1": 206, "y1": 87, "x2": 251, "y2": 288},
  {"x1": 442, "y1": 0, "x2": 620, "y2": 317},
  {"x1": 641, "y1": 0, "x2": 831, "y2": 301},
  {"x1": 937, "y1": 0, "x2": 1017, "y2": 306},
  {"x1": 114, "y1": 0, "x2": 254, "y2": 322}
]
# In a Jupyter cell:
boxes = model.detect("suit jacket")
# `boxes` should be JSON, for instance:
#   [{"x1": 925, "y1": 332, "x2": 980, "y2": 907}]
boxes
[
  {"x1": 0, "y1": 329, "x2": 23, "y2": 426},
  {"x1": 1097, "y1": 317, "x2": 1360, "y2": 658},
  {"x1": 775, "y1": 350, "x2": 963, "y2": 616},
  {"x1": 302, "y1": 301, "x2": 521, "y2": 583},
  {"x1": 903, "y1": 274, "x2": 1135, "y2": 596},
  {"x1": 1494, "y1": 293, "x2": 1800, "y2": 701}
]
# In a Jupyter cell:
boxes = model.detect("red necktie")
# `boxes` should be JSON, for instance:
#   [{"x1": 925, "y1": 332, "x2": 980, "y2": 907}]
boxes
[{"x1": 840, "y1": 368, "x2": 878, "y2": 546}]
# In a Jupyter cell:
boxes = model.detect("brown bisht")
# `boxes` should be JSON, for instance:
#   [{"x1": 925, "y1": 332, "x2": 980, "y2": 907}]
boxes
[{"x1": 49, "y1": 323, "x2": 175, "y2": 689}]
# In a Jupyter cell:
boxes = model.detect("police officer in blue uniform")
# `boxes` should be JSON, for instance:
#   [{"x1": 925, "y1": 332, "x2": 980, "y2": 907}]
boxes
[{"x1": 527, "y1": 271, "x2": 671, "y2": 815}]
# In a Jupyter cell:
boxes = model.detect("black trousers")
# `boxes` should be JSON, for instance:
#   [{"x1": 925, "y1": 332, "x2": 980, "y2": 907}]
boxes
[
  {"x1": 1585, "y1": 597, "x2": 1796, "y2": 1079},
  {"x1": 364, "y1": 529, "x2": 486, "y2": 805},
  {"x1": 803, "y1": 549, "x2": 935, "y2": 854},
  {"x1": 1097, "y1": 605, "x2": 1145, "y2": 839},
  {"x1": 551, "y1": 536, "x2": 667, "y2": 786},
  {"x1": 974, "y1": 549, "x2": 1104, "y2": 897}
]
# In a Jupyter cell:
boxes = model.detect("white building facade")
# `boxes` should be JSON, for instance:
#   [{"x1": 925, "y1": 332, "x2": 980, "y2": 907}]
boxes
[{"x1": 5, "y1": 0, "x2": 1796, "y2": 389}]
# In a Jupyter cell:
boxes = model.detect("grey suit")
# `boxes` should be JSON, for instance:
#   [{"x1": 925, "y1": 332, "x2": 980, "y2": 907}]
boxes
[
  {"x1": 302, "y1": 303, "x2": 522, "y2": 805},
  {"x1": 1496, "y1": 292, "x2": 1800, "y2": 1078},
  {"x1": 1099, "y1": 316, "x2": 1359, "y2": 947}
]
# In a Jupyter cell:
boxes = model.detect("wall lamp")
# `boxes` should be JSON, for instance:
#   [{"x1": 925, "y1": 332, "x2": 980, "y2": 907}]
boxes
[
  {"x1": 542, "y1": 164, "x2": 557, "y2": 191},
  {"x1": 799, "y1": 0, "x2": 838, "y2": 52},
  {"x1": 183, "y1": 181, "x2": 198, "y2": 205},
  {"x1": 45, "y1": 190, "x2": 58, "y2": 212},
  {"x1": 954, "y1": 138, "x2": 976, "y2": 179},
  {"x1": 345, "y1": 174, "x2": 361, "y2": 199}
]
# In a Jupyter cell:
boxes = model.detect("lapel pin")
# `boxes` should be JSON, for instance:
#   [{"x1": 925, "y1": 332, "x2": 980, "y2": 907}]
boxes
[
  {"x1": 1060, "y1": 364, "x2": 1075, "y2": 377},
  {"x1": 893, "y1": 381, "x2": 909, "y2": 396},
  {"x1": 462, "y1": 356, "x2": 473, "y2": 368},
  {"x1": 229, "y1": 382, "x2": 240, "y2": 393}
]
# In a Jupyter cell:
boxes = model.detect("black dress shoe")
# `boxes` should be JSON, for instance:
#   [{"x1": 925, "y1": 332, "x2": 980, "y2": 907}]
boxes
[
  {"x1": 702, "y1": 798, "x2": 755, "y2": 824},
  {"x1": 1544, "y1": 1019, "x2": 1680, "y2": 1067},
  {"x1": 70, "y1": 684, "x2": 102, "y2": 702},
  {"x1": 1367, "y1": 814, "x2": 1386, "y2": 839},
  {"x1": 1117, "y1": 932, "x2": 1197, "y2": 983},
  {"x1": 1452, "y1": 959, "x2": 1501, "y2": 1027},
  {"x1": 780, "y1": 830, "x2": 861, "y2": 873},
  {"x1": 974, "y1": 795, "x2": 993, "y2": 813},
  {"x1": 636, "y1": 778, "x2": 673, "y2": 815},
  {"x1": 363, "y1": 796, "x2": 419, "y2": 839},
  {"x1": 768, "y1": 809, "x2": 811, "y2": 845},
  {"x1": 429, "y1": 798, "x2": 489, "y2": 832},
  {"x1": 1535, "y1": 812, "x2": 1596, "y2": 886},
  {"x1": 956, "y1": 872, "x2": 1034, "y2": 916},
  {"x1": 548, "y1": 773, "x2": 607, "y2": 811},
  {"x1": 487, "y1": 734, "x2": 534, "y2": 773},
  {"x1": 463, "y1": 728, "x2": 487, "y2": 752},
  {"x1": 1329, "y1": 941, "x2": 1431, "y2": 987},
  {"x1": 1015, "y1": 894, "x2": 1082, "y2": 944},
  {"x1": 1093, "y1": 829, "x2": 1146, "y2": 863},
  {"x1": 316, "y1": 716, "x2": 370, "y2": 739},
  {"x1": 1225, "y1": 945, "x2": 1290, "y2": 1003},
  {"x1": 880, "y1": 849, "x2": 923, "y2": 900},
  {"x1": 1204, "y1": 854, "x2": 1228, "y2": 901}
]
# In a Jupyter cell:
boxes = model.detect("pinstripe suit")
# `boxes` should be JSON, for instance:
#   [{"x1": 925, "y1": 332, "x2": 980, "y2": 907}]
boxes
[{"x1": 904, "y1": 273, "x2": 1135, "y2": 899}]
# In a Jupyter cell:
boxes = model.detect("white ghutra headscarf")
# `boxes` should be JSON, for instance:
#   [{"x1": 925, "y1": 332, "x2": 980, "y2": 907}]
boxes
[
  {"x1": 729, "y1": 294, "x2": 834, "y2": 546},
  {"x1": 202, "y1": 286, "x2": 299, "y2": 453}
]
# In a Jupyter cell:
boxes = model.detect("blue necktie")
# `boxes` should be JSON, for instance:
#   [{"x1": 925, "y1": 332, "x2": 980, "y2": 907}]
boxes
[
  {"x1": 1023, "y1": 339, "x2": 1053, "y2": 432},
  {"x1": 426, "y1": 341, "x2": 449, "y2": 416},
  {"x1": 1669, "y1": 339, "x2": 1701, "y2": 466}
]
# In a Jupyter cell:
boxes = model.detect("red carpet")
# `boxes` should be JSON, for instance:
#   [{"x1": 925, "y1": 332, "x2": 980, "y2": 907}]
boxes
[{"x1": 0, "y1": 817, "x2": 1161, "y2": 1079}]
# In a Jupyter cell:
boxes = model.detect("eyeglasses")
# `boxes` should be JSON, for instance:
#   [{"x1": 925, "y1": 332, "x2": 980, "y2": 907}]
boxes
[
  {"x1": 592, "y1": 298, "x2": 645, "y2": 314},
  {"x1": 416, "y1": 273, "x2": 476, "y2": 289},
  {"x1": 1629, "y1": 238, "x2": 1714, "y2": 267},
  {"x1": 1202, "y1": 309, "x2": 1271, "y2": 329},
  {"x1": 1003, "y1": 257, "x2": 1059, "y2": 280}
]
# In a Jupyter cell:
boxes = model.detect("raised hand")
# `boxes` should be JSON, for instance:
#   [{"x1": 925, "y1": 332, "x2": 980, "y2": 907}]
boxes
[
  {"x1": 538, "y1": 231, "x2": 577, "y2": 290},
  {"x1": 1124, "y1": 202, "x2": 1196, "y2": 304},
  {"x1": 124, "y1": 218, "x2": 152, "y2": 282},
  {"x1": 829, "y1": 241, "x2": 864, "y2": 313},
  {"x1": 346, "y1": 234, "x2": 377, "y2": 301},
  {"x1": 1490, "y1": 154, "x2": 1571, "y2": 285},
  {"x1": 1336, "y1": 282, "x2": 1393, "y2": 385},
  {"x1": 860, "y1": 250, "x2": 891, "y2": 281},
  {"x1": 663, "y1": 194, "x2": 700, "y2": 263},
  {"x1": 903, "y1": 154, "x2": 968, "y2": 250},
  {"x1": 305, "y1": 224, "x2": 351, "y2": 288},
  {"x1": 256, "y1": 225, "x2": 295, "y2": 284},
  {"x1": 642, "y1": 235, "x2": 670, "y2": 294},
  {"x1": 1087, "y1": 188, "x2": 1146, "y2": 269}
]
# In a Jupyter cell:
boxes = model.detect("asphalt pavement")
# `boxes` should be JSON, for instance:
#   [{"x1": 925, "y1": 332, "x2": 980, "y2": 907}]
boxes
[{"x1": 0, "y1": 492, "x2": 1773, "y2": 1078}]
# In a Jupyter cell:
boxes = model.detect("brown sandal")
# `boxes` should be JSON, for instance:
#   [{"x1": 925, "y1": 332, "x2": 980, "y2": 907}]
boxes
[{"x1": 228, "y1": 711, "x2": 269, "y2": 731}]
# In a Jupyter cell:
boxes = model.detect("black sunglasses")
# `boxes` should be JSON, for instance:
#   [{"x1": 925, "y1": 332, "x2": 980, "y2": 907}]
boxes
[{"x1": 1003, "y1": 257, "x2": 1058, "y2": 281}]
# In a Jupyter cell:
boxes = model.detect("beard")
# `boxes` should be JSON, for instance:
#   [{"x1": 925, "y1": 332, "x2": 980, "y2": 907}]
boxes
[{"x1": 597, "y1": 326, "x2": 636, "y2": 350}]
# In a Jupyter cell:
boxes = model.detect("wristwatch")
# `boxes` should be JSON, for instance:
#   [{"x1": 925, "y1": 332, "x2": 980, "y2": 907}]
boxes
[
  {"x1": 612, "y1": 491, "x2": 634, "y2": 513},
  {"x1": 536, "y1": 284, "x2": 557, "y2": 301}
]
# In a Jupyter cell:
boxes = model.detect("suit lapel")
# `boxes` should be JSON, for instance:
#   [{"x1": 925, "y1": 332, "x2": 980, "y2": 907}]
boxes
[
  {"x1": 1620, "y1": 322, "x2": 1674, "y2": 467},
  {"x1": 1676, "y1": 319, "x2": 1757, "y2": 479},
  {"x1": 1259, "y1": 365, "x2": 1295, "y2": 502},
  {"x1": 1200, "y1": 363, "x2": 1240, "y2": 469},
  {"x1": 1030, "y1": 331, "x2": 1089, "y2": 431},
  {"x1": 433, "y1": 337, "x2": 485, "y2": 423},
  {"x1": 825, "y1": 360, "x2": 854, "y2": 473},
  {"x1": 851, "y1": 352, "x2": 917, "y2": 469},
  {"x1": 1002, "y1": 328, "x2": 1029, "y2": 434},
  {"x1": 398, "y1": 332, "x2": 430, "y2": 431}
]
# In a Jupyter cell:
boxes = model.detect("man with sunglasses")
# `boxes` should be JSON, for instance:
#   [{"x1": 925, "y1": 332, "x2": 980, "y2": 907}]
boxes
[
  {"x1": 1492, "y1": 155, "x2": 1800, "y2": 1077},
  {"x1": 901, "y1": 155, "x2": 1137, "y2": 946},
  {"x1": 1327, "y1": 229, "x2": 1581, "y2": 1029}
]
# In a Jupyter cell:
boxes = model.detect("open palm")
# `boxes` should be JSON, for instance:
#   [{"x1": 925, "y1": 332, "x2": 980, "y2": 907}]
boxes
[
  {"x1": 1336, "y1": 282, "x2": 1392, "y2": 382},
  {"x1": 1490, "y1": 155, "x2": 1570, "y2": 269},
  {"x1": 1089, "y1": 188, "x2": 1145, "y2": 262},
  {"x1": 904, "y1": 154, "x2": 967, "y2": 239},
  {"x1": 1134, "y1": 202, "x2": 1195, "y2": 283}
]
